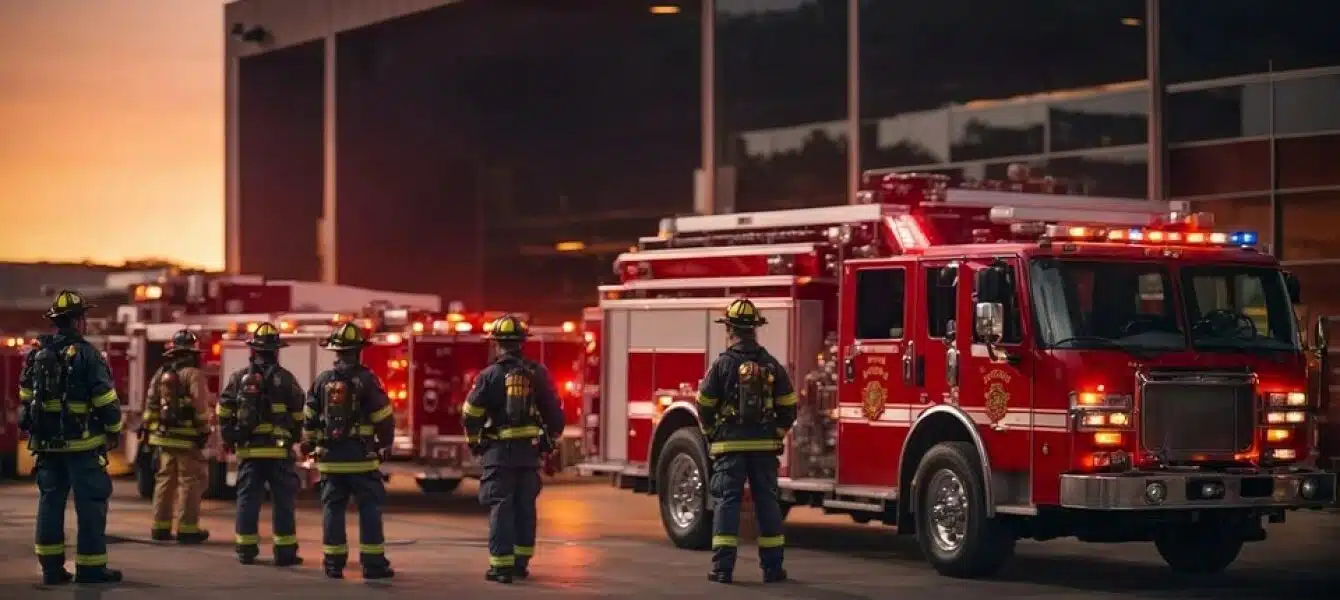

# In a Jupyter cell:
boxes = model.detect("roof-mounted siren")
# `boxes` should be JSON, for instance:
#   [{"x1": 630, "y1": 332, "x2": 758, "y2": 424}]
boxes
[
  {"x1": 859, "y1": 172, "x2": 951, "y2": 207},
  {"x1": 657, "y1": 217, "x2": 677, "y2": 240}
]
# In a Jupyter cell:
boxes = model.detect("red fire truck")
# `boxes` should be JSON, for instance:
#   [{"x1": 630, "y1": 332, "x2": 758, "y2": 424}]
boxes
[
  {"x1": 0, "y1": 336, "x2": 32, "y2": 478},
  {"x1": 117, "y1": 273, "x2": 440, "y2": 499},
  {"x1": 224, "y1": 308, "x2": 586, "y2": 494},
  {"x1": 579, "y1": 171, "x2": 1335, "y2": 578}
]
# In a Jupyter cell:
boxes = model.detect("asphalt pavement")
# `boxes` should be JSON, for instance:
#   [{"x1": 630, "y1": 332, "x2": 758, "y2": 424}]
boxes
[{"x1": 2, "y1": 473, "x2": 1339, "y2": 599}]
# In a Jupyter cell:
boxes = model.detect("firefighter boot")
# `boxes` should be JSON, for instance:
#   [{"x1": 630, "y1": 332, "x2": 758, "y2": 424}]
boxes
[
  {"x1": 38, "y1": 556, "x2": 72, "y2": 585},
  {"x1": 74, "y1": 566, "x2": 123, "y2": 584},
  {"x1": 363, "y1": 565, "x2": 395, "y2": 580},
  {"x1": 175, "y1": 529, "x2": 210, "y2": 545},
  {"x1": 707, "y1": 570, "x2": 733, "y2": 584},
  {"x1": 763, "y1": 568, "x2": 789, "y2": 583},
  {"x1": 273, "y1": 549, "x2": 303, "y2": 567},
  {"x1": 150, "y1": 527, "x2": 173, "y2": 542},
  {"x1": 485, "y1": 567, "x2": 514, "y2": 584}
]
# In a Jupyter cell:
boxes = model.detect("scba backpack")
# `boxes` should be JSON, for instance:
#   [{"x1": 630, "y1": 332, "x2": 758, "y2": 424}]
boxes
[
  {"x1": 321, "y1": 369, "x2": 364, "y2": 442},
  {"x1": 733, "y1": 358, "x2": 777, "y2": 426},
  {"x1": 25, "y1": 341, "x2": 85, "y2": 446}
]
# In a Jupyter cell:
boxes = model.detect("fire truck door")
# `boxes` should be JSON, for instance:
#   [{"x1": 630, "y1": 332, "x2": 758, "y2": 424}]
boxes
[
  {"x1": 960, "y1": 258, "x2": 1034, "y2": 503},
  {"x1": 836, "y1": 260, "x2": 916, "y2": 488}
]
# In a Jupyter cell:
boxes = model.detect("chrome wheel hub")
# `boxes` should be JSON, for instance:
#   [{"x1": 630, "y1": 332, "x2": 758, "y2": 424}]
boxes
[
  {"x1": 666, "y1": 454, "x2": 704, "y2": 529},
  {"x1": 928, "y1": 468, "x2": 968, "y2": 553}
]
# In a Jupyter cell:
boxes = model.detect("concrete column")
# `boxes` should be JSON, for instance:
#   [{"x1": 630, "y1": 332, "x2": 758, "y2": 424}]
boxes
[
  {"x1": 320, "y1": 34, "x2": 338, "y2": 284},
  {"x1": 699, "y1": 0, "x2": 717, "y2": 215},
  {"x1": 846, "y1": 0, "x2": 861, "y2": 204},
  {"x1": 224, "y1": 40, "x2": 241, "y2": 274},
  {"x1": 1145, "y1": 0, "x2": 1166, "y2": 205}
]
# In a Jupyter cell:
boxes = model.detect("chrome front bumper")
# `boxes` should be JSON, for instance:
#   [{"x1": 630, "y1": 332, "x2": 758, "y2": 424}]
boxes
[{"x1": 1059, "y1": 471, "x2": 1336, "y2": 510}]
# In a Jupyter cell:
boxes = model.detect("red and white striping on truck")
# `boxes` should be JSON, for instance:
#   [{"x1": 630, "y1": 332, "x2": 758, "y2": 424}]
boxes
[{"x1": 580, "y1": 171, "x2": 1335, "y2": 578}]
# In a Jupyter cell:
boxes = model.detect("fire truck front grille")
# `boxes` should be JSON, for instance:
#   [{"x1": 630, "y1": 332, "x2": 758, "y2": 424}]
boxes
[{"x1": 1140, "y1": 375, "x2": 1255, "y2": 459}]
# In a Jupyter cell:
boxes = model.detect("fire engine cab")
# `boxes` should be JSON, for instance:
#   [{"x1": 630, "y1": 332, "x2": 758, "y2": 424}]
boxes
[{"x1": 580, "y1": 171, "x2": 1335, "y2": 578}]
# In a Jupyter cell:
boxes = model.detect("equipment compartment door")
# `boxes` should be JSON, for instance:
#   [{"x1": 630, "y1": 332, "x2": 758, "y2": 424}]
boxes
[
  {"x1": 836, "y1": 259, "x2": 916, "y2": 488},
  {"x1": 1314, "y1": 315, "x2": 1340, "y2": 471}
]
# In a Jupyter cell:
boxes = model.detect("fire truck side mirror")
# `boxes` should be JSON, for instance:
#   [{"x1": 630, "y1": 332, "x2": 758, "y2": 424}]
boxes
[
  {"x1": 1284, "y1": 271, "x2": 1301, "y2": 305},
  {"x1": 973, "y1": 263, "x2": 1010, "y2": 304},
  {"x1": 974, "y1": 302, "x2": 1004, "y2": 345}
]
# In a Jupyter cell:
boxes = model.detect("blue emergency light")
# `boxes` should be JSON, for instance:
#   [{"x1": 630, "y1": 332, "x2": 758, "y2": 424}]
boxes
[{"x1": 1229, "y1": 231, "x2": 1258, "y2": 246}]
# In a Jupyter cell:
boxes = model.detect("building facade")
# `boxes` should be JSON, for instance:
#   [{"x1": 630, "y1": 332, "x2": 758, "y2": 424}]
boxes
[{"x1": 225, "y1": 0, "x2": 1340, "y2": 321}]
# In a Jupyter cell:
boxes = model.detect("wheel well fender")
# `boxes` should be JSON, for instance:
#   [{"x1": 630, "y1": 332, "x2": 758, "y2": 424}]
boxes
[
  {"x1": 895, "y1": 405, "x2": 995, "y2": 533},
  {"x1": 648, "y1": 402, "x2": 703, "y2": 489}
]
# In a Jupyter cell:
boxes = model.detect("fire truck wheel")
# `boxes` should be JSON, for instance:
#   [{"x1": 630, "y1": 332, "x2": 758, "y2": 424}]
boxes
[
  {"x1": 0, "y1": 452, "x2": 17, "y2": 479},
  {"x1": 203, "y1": 459, "x2": 235, "y2": 500},
  {"x1": 1153, "y1": 523, "x2": 1244, "y2": 574},
  {"x1": 135, "y1": 450, "x2": 158, "y2": 499},
  {"x1": 914, "y1": 441, "x2": 1015, "y2": 578},
  {"x1": 416, "y1": 478, "x2": 462, "y2": 494},
  {"x1": 656, "y1": 428, "x2": 713, "y2": 550}
]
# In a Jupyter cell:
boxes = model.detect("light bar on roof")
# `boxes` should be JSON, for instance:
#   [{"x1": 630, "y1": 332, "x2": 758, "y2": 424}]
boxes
[{"x1": 1043, "y1": 225, "x2": 1258, "y2": 247}]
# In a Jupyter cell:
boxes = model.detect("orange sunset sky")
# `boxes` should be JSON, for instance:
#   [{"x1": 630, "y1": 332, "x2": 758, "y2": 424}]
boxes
[{"x1": 0, "y1": 1, "x2": 228, "y2": 270}]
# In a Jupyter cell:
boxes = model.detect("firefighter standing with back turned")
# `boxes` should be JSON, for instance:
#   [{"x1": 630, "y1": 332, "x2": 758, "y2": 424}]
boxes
[
  {"x1": 17, "y1": 290, "x2": 124, "y2": 585},
  {"x1": 697, "y1": 298, "x2": 797, "y2": 584},
  {"x1": 218, "y1": 322, "x2": 306, "y2": 566},
  {"x1": 141, "y1": 329, "x2": 212, "y2": 544},
  {"x1": 302, "y1": 322, "x2": 396, "y2": 580},
  {"x1": 462, "y1": 314, "x2": 565, "y2": 584}
]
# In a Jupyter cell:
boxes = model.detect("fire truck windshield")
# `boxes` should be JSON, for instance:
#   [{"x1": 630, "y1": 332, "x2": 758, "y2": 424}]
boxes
[
  {"x1": 1180, "y1": 265, "x2": 1299, "y2": 352},
  {"x1": 1029, "y1": 259, "x2": 1186, "y2": 352}
]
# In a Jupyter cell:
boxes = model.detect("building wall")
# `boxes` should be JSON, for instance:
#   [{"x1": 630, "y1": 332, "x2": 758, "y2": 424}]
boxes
[{"x1": 227, "y1": 0, "x2": 1340, "y2": 320}]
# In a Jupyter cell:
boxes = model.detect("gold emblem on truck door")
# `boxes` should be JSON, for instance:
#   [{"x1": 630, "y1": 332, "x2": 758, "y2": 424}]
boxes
[
  {"x1": 862, "y1": 380, "x2": 887, "y2": 421},
  {"x1": 983, "y1": 369, "x2": 1011, "y2": 423}
]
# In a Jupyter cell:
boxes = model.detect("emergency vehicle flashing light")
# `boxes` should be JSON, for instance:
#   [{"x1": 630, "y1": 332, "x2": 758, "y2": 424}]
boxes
[{"x1": 1040, "y1": 224, "x2": 1258, "y2": 247}]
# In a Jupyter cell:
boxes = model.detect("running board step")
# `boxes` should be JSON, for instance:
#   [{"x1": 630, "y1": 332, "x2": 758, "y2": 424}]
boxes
[{"x1": 823, "y1": 499, "x2": 884, "y2": 512}]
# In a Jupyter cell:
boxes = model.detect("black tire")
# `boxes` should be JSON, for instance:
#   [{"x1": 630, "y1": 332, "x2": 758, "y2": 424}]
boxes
[
  {"x1": 202, "y1": 459, "x2": 233, "y2": 500},
  {"x1": 779, "y1": 502, "x2": 793, "y2": 521},
  {"x1": 416, "y1": 478, "x2": 463, "y2": 494},
  {"x1": 0, "y1": 452, "x2": 17, "y2": 480},
  {"x1": 135, "y1": 450, "x2": 157, "y2": 499},
  {"x1": 1154, "y1": 524, "x2": 1244, "y2": 574},
  {"x1": 656, "y1": 427, "x2": 713, "y2": 550},
  {"x1": 913, "y1": 441, "x2": 1016, "y2": 578},
  {"x1": 851, "y1": 513, "x2": 874, "y2": 524}
]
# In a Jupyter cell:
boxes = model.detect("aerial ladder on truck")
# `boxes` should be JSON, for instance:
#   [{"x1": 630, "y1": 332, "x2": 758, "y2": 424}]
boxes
[{"x1": 583, "y1": 171, "x2": 1329, "y2": 579}]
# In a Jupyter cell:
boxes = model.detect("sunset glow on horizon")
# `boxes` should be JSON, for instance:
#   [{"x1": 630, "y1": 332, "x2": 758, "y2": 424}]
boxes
[{"x1": 0, "y1": 1, "x2": 228, "y2": 270}]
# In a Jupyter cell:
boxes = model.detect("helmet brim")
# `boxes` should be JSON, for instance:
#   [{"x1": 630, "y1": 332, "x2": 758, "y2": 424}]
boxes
[
  {"x1": 715, "y1": 317, "x2": 766, "y2": 328},
  {"x1": 163, "y1": 347, "x2": 202, "y2": 356},
  {"x1": 45, "y1": 303, "x2": 94, "y2": 319},
  {"x1": 248, "y1": 340, "x2": 289, "y2": 350},
  {"x1": 319, "y1": 339, "x2": 369, "y2": 351}
]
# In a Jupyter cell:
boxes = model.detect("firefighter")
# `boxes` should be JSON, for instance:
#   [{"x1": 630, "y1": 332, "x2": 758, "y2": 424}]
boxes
[
  {"x1": 301, "y1": 322, "x2": 395, "y2": 580},
  {"x1": 697, "y1": 298, "x2": 797, "y2": 584},
  {"x1": 218, "y1": 322, "x2": 306, "y2": 566},
  {"x1": 141, "y1": 329, "x2": 212, "y2": 544},
  {"x1": 462, "y1": 314, "x2": 565, "y2": 584},
  {"x1": 17, "y1": 290, "x2": 123, "y2": 585}
]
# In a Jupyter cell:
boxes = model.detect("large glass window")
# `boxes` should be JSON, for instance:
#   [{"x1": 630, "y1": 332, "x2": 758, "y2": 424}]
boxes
[
  {"x1": 717, "y1": 0, "x2": 849, "y2": 212},
  {"x1": 1029, "y1": 259, "x2": 1185, "y2": 351},
  {"x1": 1166, "y1": 84, "x2": 1270, "y2": 144},
  {"x1": 1180, "y1": 266, "x2": 1298, "y2": 352},
  {"x1": 1048, "y1": 90, "x2": 1148, "y2": 152}
]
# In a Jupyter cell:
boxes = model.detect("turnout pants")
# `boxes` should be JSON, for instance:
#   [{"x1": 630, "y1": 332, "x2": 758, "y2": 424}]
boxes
[
  {"x1": 152, "y1": 448, "x2": 207, "y2": 536},
  {"x1": 235, "y1": 458, "x2": 300, "y2": 559},
  {"x1": 320, "y1": 472, "x2": 390, "y2": 570},
  {"x1": 478, "y1": 466, "x2": 542, "y2": 571},
  {"x1": 710, "y1": 452, "x2": 785, "y2": 573},
  {"x1": 34, "y1": 451, "x2": 113, "y2": 573}
]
